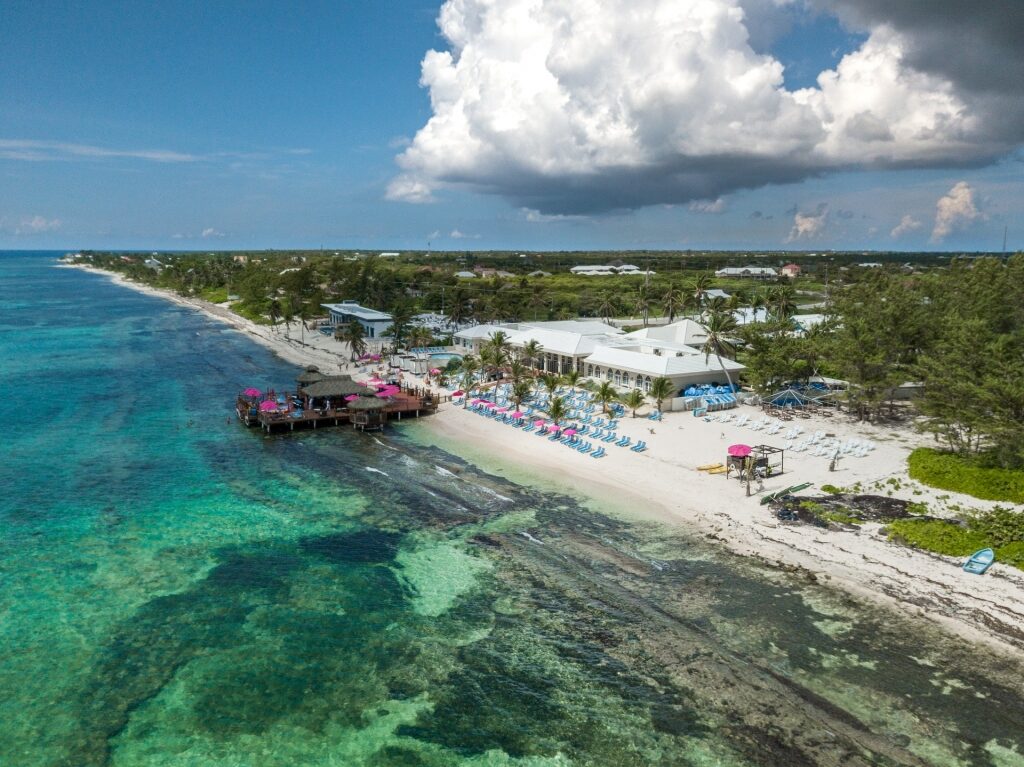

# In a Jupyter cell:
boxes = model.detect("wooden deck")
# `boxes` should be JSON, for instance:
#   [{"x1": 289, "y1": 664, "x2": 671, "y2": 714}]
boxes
[{"x1": 237, "y1": 387, "x2": 442, "y2": 434}]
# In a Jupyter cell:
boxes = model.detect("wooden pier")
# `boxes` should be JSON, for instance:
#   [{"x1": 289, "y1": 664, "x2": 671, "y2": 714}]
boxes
[{"x1": 237, "y1": 382, "x2": 442, "y2": 434}]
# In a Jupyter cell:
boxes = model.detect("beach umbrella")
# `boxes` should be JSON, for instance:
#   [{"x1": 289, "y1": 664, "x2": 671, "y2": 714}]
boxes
[
  {"x1": 453, "y1": 390, "x2": 465, "y2": 397},
  {"x1": 511, "y1": 411, "x2": 523, "y2": 418},
  {"x1": 344, "y1": 394, "x2": 360, "y2": 401},
  {"x1": 564, "y1": 428, "x2": 576, "y2": 436},
  {"x1": 429, "y1": 367, "x2": 441, "y2": 375},
  {"x1": 259, "y1": 400, "x2": 278, "y2": 412},
  {"x1": 374, "y1": 391, "x2": 393, "y2": 398},
  {"x1": 534, "y1": 420, "x2": 546, "y2": 427},
  {"x1": 243, "y1": 387, "x2": 262, "y2": 397},
  {"x1": 727, "y1": 444, "x2": 752, "y2": 457},
  {"x1": 497, "y1": 407, "x2": 508, "y2": 413}
]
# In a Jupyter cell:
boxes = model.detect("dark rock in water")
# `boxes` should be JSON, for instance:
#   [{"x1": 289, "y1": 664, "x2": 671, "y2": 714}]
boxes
[{"x1": 299, "y1": 529, "x2": 404, "y2": 564}]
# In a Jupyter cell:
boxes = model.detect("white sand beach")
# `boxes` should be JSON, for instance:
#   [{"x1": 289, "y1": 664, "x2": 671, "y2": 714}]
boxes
[{"x1": 69, "y1": 262, "x2": 1024, "y2": 656}]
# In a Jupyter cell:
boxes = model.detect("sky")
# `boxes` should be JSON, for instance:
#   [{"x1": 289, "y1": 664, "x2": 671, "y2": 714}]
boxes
[{"x1": 1, "y1": 0, "x2": 1022, "y2": 252}]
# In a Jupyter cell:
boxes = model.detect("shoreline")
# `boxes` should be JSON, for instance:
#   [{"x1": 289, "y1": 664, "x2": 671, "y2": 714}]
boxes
[{"x1": 64, "y1": 260, "x2": 1024, "y2": 656}]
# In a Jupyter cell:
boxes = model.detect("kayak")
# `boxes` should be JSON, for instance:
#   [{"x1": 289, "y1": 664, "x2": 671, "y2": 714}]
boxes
[
  {"x1": 963, "y1": 548, "x2": 995, "y2": 575},
  {"x1": 707, "y1": 466, "x2": 728, "y2": 474},
  {"x1": 697, "y1": 463, "x2": 724, "y2": 471},
  {"x1": 760, "y1": 482, "x2": 813, "y2": 505}
]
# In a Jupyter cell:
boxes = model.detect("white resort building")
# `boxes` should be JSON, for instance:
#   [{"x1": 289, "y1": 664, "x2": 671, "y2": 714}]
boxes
[
  {"x1": 454, "y1": 318, "x2": 744, "y2": 399},
  {"x1": 714, "y1": 266, "x2": 778, "y2": 279}
]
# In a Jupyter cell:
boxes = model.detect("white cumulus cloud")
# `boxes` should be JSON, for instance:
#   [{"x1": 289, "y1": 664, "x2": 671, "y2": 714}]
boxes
[
  {"x1": 201, "y1": 227, "x2": 225, "y2": 238},
  {"x1": 389, "y1": 0, "x2": 1017, "y2": 214},
  {"x1": 931, "y1": 182, "x2": 985, "y2": 242},
  {"x1": 890, "y1": 214, "x2": 922, "y2": 238},
  {"x1": 787, "y1": 204, "x2": 829, "y2": 241},
  {"x1": 13, "y1": 215, "x2": 62, "y2": 234}
]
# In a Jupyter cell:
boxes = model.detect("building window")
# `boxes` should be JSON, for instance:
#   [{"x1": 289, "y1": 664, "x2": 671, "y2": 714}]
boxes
[
  {"x1": 622, "y1": 372, "x2": 630, "y2": 387},
  {"x1": 587, "y1": 364, "x2": 593, "y2": 377},
  {"x1": 644, "y1": 376, "x2": 652, "y2": 392},
  {"x1": 606, "y1": 368, "x2": 613, "y2": 381},
  {"x1": 614, "y1": 370, "x2": 621, "y2": 386}
]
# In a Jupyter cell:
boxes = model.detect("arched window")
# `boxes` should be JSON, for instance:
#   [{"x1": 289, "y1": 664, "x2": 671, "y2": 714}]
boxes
[
  {"x1": 606, "y1": 368, "x2": 613, "y2": 381},
  {"x1": 614, "y1": 370, "x2": 621, "y2": 386},
  {"x1": 622, "y1": 372, "x2": 630, "y2": 388},
  {"x1": 644, "y1": 376, "x2": 652, "y2": 392},
  {"x1": 587, "y1": 364, "x2": 594, "y2": 377}
]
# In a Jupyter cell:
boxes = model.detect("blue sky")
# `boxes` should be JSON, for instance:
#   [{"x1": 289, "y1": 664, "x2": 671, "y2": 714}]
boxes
[{"x1": 1, "y1": 0, "x2": 1021, "y2": 252}]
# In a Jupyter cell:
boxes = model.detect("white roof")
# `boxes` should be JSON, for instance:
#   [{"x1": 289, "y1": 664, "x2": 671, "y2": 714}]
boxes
[
  {"x1": 733, "y1": 307, "x2": 771, "y2": 324},
  {"x1": 322, "y1": 302, "x2": 392, "y2": 321},
  {"x1": 625, "y1": 319, "x2": 709, "y2": 348},
  {"x1": 454, "y1": 271, "x2": 477, "y2": 278},
  {"x1": 570, "y1": 265, "x2": 608, "y2": 272},
  {"x1": 454, "y1": 324, "x2": 505, "y2": 340},
  {"x1": 715, "y1": 267, "x2": 777, "y2": 276},
  {"x1": 703, "y1": 289, "x2": 730, "y2": 299},
  {"x1": 519, "y1": 320, "x2": 623, "y2": 337},
  {"x1": 506, "y1": 327, "x2": 605, "y2": 357},
  {"x1": 585, "y1": 346, "x2": 745, "y2": 378},
  {"x1": 792, "y1": 313, "x2": 827, "y2": 330}
]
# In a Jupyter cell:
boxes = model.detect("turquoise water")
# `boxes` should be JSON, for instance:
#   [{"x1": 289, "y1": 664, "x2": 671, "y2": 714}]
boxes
[
  {"x1": 430, "y1": 352, "x2": 462, "y2": 364},
  {"x1": 2, "y1": 251, "x2": 1024, "y2": 766}
]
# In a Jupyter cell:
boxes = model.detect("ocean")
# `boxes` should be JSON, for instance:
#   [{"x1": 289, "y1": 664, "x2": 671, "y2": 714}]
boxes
[{"x1": 1, "y1": 251, "x2": 1022, "y2": 767}]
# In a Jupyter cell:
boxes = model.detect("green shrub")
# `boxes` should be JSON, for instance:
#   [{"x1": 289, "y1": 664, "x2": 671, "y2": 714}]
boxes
[
  {"x1": 820, "y1": 484, "x2": 843, "y2": 495},
  {"x1": 908, "y1": 448, "x2": 1024, "y2": 504},
  {"x1": 886, "y1": 519, "x2": 987, "y2": 557},
  {"x1": 996, "y1": 541, "x2": 1024, "y2": 569},
  {"x1": 906, "y1": 502, "x2": 929, "y2": 515},
  {"x1": 969, "y1": 507, "x2": 1024, "y2": 548}
]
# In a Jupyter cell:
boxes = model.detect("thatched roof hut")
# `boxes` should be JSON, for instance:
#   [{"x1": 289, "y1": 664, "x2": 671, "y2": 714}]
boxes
[
  {"x1": 296, "y1": 366, "x2": 325, "y2": 385},
  {"x1": 302, "y1": 377, "x2": 374, "y2": 398}
]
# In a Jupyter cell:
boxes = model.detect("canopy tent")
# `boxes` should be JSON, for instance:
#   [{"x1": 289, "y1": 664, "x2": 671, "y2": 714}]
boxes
[{"x1": 766, "y1": 387, "x2": 836, "y2": 408}]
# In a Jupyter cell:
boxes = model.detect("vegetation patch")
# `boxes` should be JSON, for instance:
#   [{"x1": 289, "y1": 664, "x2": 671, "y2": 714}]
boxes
[
  {"x1": 908, "y1": 448, "x2": 1024, "y2": 504},
  {"x1": 887, "y1": 507, "x2": 1024, "y2": 571}
]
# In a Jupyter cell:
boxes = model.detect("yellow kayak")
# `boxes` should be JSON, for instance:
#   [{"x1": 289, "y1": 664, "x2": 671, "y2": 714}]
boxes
[
  {"x1": 707, "y1": 466, "x2": 728, "y2": 474},
  {"x1": 697, "y1": 462, "x2": 724, "y2": 471}
]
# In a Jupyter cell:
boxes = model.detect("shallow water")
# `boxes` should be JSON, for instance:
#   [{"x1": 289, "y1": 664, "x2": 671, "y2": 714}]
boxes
[{"x1": 2, "y1": 252, "x2": 1023, "y2": 766}]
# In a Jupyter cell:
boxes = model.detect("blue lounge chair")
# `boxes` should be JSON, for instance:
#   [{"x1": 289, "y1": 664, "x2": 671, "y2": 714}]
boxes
[
  {"x1": 603, "y1": 433, "x2": 617, "y2": 443},
  {"x1": 631, "y1": 441, "x2": 647, "y2": 453},
  {"x1": 591, "y1": 447, "x2": 605, "y2": 458}
]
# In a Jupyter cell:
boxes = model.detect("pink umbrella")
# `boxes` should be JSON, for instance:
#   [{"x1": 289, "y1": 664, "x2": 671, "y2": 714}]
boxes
[
  {"x1": 429, "y1": 368, "x2": 441, "y2": 375},
  {"x1": 243, "y1": 387, "x2": 262, "y2": 397},
  {"x1": 379, "y1": 387, "x2": 401, "y2": 397},
  {"x1": 344, "y1": 394, "x2": 360, "y2": 401},
  {"x1": 550, "y1": 424, "x2": 562, "y2": 432},
  {"x1": 511, "y1": 411, "x2": 523, "y2": 418},
  {"x1": 497, "y1": 407, "x2": 508, "y2": 413},
  {"x1": 259, "y1": 400, "x2": 278, "y2": 412},
  {"x1": 534, "y1": 420, "x2": 546, "y2": 427},
  {"x1": 375, "y1": 391, "x2": 393, "y2": 398},
  {"x1": 564, "y1": 428, "x2": 577, "y2": 437},
  {"x1": 453, "y1": 390, "x2": 465, "y2": 397},
  {"x1": 486, "y1": 402, "x2": 497, "y2": 408},
  {"x1": 728, "y1": 444, "x2": 752, "y2": 457}
]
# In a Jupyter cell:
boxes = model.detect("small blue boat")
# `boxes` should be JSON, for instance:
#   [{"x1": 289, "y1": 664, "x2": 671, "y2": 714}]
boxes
[{"x1": 963, "y1": 548, "x2": 995, "y2": 575}]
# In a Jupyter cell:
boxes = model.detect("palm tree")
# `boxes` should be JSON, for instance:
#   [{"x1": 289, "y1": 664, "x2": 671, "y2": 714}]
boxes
[
  {"x1": 662, "y1": 284, "x2": 685, "y2": 323},
  {"x1": 750, "y1": 291, "x2": 768, "y2": 323},
  {"x1": 457, "y1": 355, "x2": 480, "y2": 407},
  {"x1": 268, "y1": 298, "x2": 282, "y2": 331},
  {"x1": 507, "y1": 359, "x2": 528, "y2": 385},
  {"x1": 595, "y1": 380, "x2": 618, "y2": 415},
  {"x1": 388, "y1": 303, "x2": 414, "y2": 349},
  {"x1": 768, "y1": 285, "x2": 797, "y2": 321},
  {"x1": 547, "y1": 395, "x2": 568, "y2": 427},
  {"x1": 407, "y1": 326, "x2": 432, "y2": 351},
  {"x1": 620, "y1": 389, "x2": 646, "y2": 418},
  {"x1": 701, "y1": 311, "x2": 739, "y2": 392},
  {"x1": 649, "y1": 377, "x2": 676, "y2": 413},
  {"x1": 511, "y1": 379, "x2": 533, "y2": 410},
  {"x1": 562, "y1": 370, "x2": 581, "y2": 393},
  {"x1": 479, "y1": 344, "x2": 502, "y2": 384},
  {"x1": 596, "y1": 291, "x2": 619, "y2": 323},
  {"x1": 690, "y1": 273, "x2": 712, "y2": 306},
  {"x1": 486, "y1": 330, "x2": 511, "y2": 366},
  {"x1": 540, "y1": 373, "x2": 561, "y2": 400},
  {"x1": 634, "y1": 286, "x2": 653, "y2": 327},
  {"x1": 341, "y1": 319, "x2": 368, "y2": 361},
  {"x1": 446, "y1": 287, "x2": 471, "y2": 327},
  {"x1": 519, "y1": 339, "x2": 542, "y2": 371}
]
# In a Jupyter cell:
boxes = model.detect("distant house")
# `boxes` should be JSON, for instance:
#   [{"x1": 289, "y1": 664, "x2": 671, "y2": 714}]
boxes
[
  {"x1": 569, "y1": 264, "x2": 653, "y2": 277},
  {"x1": 527, "y1": 270, "x2": 552, "y2": 277},
  {"x1": 714, "y1": 266, "x2": 777, "y2": 279},
  {"x1": 858, "y1": 262, "x2": 883, "y2": 268},
  {"x1": 144, "y1": 258, "x2": 163, "y2": 271},
  {"x1": 702, "y1": 288, "x2": 730, "y2": 301},
  {"x1": 321, "y1": 301, "x2": 393, "y2": 339},
  {"x1": 780, "y1": 263, "x2": 802, "y2": 278},
  {"x1": 454, "y1": 271, "x2": 477, "y2": 279},
  {"x1": 378, "y1": 252, "x2": 400, "y2": 258},
  {"x1": 233, "y1": 255, "x2": 249, "y2": 264},
  {"x1": 474, "y1": 267, "x2": 515, "y2": 278}
]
